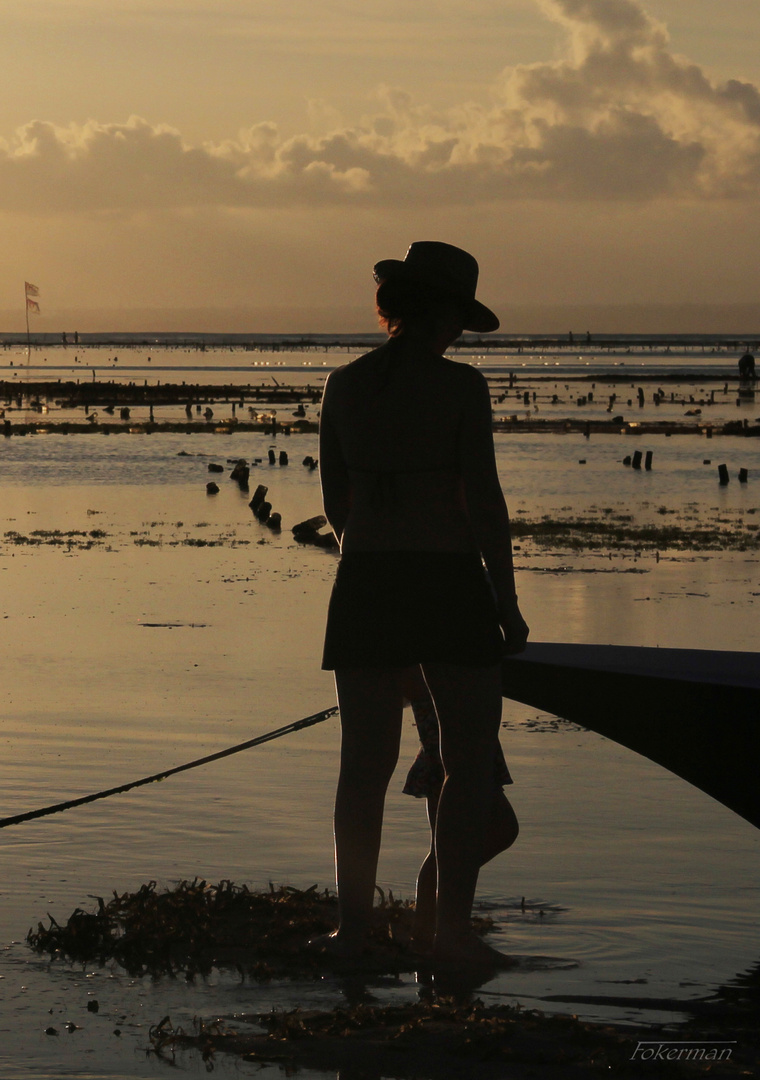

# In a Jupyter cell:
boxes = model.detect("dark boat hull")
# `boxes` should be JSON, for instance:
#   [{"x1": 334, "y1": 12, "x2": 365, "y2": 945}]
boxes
[{"x1": 502, "y1": 643, "x2": 760, "y2": 828}]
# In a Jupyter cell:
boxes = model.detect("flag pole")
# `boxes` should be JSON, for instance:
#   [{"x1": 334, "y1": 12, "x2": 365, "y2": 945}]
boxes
[{"x1": 25, "y1": 286, "x2": 31, "y2": 363}]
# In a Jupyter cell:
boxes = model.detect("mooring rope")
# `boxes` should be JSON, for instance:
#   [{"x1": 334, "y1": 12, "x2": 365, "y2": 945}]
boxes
[{"x1": 0, "y1": 705, "x2": 338, "y2": 830}]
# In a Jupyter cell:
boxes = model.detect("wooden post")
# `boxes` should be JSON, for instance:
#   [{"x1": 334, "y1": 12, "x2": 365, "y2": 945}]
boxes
[
  {"x1": 230, "y1": 460, "x2": 250, "y2": 489},
  {"x1": 249, "y1": 484, "x2": 268, "y2": 512},
  {"x1": 632, "y1": 450, "x2": 643, "y2": 469},
  {"x1": 718, "y1": 464, "x2": 730, "y2": 485},
  {"x1": 645, "y1": 451, "x2": 653, "y2": 471}
]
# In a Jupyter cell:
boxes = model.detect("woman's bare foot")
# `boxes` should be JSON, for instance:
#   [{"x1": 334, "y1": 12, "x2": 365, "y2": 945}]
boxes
[{"x1": 433, "y1": 930, "x2": 513, "y2": 969}]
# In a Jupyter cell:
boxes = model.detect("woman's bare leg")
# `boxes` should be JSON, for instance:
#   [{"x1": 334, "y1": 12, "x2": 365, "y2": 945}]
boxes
[
  {"x1": 328, "y1": 666, "x2": 405, "y2": 953},
  {"x1": 483, "y1": 789, "x2": 519, "y2": 864},
  {"x1": 411, "y1": 790, "x2": 439, "y2": 951},
  {"x1": 421, "y1": 661, "x2": 505, "y2": 963},
  {"x1": 415, "y1": 787, "x2": 518, "y2": 951}
]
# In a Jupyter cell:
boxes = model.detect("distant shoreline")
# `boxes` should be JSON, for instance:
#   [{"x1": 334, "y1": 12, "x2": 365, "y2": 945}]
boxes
[
  {"x1": 1, "y1": 366, "x2": 753, "y2": 381},
  {"x1": 1, "y1": 331, "x2": 758, "y2": 353}
]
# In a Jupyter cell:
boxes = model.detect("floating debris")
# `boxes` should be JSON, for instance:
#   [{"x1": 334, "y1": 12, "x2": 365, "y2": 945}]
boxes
[
  {"x1": 2, "y1": 529, "x2": 108, "y2": 549},
  {"x1": 148, "y1": 997, "x2": 685, "y2": 1079}
]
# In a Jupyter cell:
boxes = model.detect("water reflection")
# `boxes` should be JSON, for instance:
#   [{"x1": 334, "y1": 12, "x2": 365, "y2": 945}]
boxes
[{"x1": 1, "y1": 442, "x2": 760, "y2": 1076}]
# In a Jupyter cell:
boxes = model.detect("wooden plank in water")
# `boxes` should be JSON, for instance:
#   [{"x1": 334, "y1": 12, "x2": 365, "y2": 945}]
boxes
[{"x1": 502, "y1": 643, "x2": 760, "y2": 829}]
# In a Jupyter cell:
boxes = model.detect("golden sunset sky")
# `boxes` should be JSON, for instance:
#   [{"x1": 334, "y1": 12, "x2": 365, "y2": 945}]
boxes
[{"x1": 2, "y1": 0, "x2": 759, "y2": 332}]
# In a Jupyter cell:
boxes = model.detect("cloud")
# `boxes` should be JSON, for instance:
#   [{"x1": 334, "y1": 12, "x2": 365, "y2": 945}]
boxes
[{"x1": 1, "y1": 0, "x2": 759, "y2": 215}]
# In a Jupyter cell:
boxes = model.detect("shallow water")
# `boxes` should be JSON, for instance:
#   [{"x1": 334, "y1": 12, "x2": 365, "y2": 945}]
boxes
[
  {"x1": 0, "y1": 421, "x2": 759, "y2": 1077},
  {"x1": 2, "y1": 342, "x2": 758, "y2": 432}
]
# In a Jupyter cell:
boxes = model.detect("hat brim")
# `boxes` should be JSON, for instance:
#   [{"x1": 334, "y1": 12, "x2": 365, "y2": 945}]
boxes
[{"x1": 373, "y1": 259, "x2": 499, "y2": 334}]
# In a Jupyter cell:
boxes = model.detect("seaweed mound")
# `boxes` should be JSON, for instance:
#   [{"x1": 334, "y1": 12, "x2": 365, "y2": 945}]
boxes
[{"x1": 27, "y1": 879, "x2": 488, "y2": 978}]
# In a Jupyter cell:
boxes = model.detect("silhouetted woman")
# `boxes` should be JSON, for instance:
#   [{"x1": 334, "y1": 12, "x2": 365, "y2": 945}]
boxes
[{"x1": 319, "y1": 242, "x2": 528, "y2": 966}]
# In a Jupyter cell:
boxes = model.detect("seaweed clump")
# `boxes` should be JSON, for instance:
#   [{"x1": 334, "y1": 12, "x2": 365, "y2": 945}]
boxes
[
  {"x1": 509, "y1": 516, "x2": 760, "y2": 552},
  {"x1": 27, "y1": 879, "x2": 469, "y2": 979}
]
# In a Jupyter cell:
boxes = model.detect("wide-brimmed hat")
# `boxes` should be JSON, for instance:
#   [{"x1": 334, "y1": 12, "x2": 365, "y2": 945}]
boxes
[{"x1": 373, "y1": 241, "x2": 499, "y2": 334}]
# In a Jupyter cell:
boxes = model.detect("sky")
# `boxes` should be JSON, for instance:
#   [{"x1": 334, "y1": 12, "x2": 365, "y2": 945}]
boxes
[{"x1": 1, "y1": 0, "x2": 759, "y2": 333}]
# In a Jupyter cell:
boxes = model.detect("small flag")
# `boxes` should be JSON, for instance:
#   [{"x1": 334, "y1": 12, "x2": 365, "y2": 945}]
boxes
[
  {"x1": 26, "y1": 298, "x2": 40, "y2": 314},
  {"x1": 25, "y1": 282, "x2": 40, "y2": 297}
]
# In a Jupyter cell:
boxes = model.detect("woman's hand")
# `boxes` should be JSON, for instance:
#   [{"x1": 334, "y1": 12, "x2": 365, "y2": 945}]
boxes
[{"x1": 499, "y1": 597, "x2": 529, "y2": 655}]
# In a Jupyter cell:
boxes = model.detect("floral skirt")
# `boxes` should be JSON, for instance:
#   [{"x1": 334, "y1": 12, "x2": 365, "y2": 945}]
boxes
[{"x1": 402, "y1": 689, "x2": 512, "y2": 798}]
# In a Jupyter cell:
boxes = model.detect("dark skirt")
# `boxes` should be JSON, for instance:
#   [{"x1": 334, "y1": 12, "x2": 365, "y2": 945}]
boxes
[{"x1": 322, "y1": 551, "x2": 504, "y2": 670}]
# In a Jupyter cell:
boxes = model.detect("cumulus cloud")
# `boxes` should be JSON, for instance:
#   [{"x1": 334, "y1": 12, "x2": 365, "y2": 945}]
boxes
[{"x1": 1, "y1": 0, "x2": 759, "y2": 214}]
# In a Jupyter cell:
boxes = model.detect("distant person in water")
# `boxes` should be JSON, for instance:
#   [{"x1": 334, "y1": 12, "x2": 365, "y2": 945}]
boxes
[
  {"x1": 738, "y1": 352, "x2": 756, "y2": 380},
  {"x1": 317, "y1": 241, "x2": 529, "y2": 968}
]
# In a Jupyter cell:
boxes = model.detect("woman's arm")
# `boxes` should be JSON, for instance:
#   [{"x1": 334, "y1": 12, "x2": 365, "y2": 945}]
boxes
[
  {"x1": 319, "y1": 381, "x2": 351, "y2": 545},
  {"x1": 459, "y1": 370, "x2": 529, "y2": 653}
]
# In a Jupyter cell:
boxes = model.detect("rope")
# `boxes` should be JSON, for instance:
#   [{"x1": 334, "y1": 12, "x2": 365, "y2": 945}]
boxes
[{"x1": 0, "y1": 705, "x2": 338, "y2": 830}]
